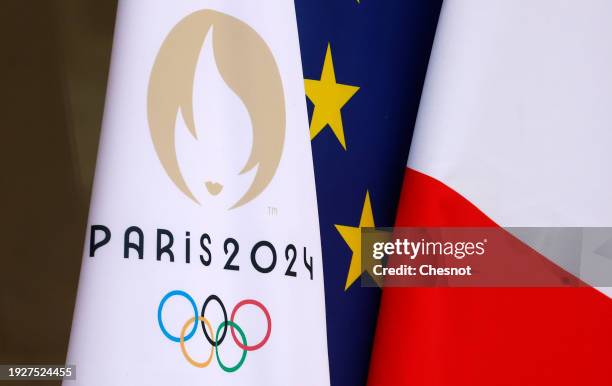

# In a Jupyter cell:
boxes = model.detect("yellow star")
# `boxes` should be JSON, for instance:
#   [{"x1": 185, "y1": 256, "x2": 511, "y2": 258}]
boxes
[
  {"x1": 305, "y1": 43, "x2": 359, "y2": 150},
  {"x1": 335, "y1": 191, "x2": 375, "y2": 290}
]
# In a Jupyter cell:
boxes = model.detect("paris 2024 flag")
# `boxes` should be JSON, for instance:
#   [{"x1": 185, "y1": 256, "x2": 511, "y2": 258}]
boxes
[
  {"x1": 65, "y1": 1, "x2": 329, "y2": 385},
  {"x1": 369, "y1": 1, "x2": 612, "y2": 386}
]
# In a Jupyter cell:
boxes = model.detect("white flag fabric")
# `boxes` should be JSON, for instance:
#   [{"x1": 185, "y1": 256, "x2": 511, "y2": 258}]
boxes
[{"x1": 65, "y1": 1, "x2": 329, "y2": 385}]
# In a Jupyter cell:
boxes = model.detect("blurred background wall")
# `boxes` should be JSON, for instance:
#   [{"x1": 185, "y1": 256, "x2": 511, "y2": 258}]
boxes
[{"x1": 0, "y1": 1, "x2": 117, "y2": 384}]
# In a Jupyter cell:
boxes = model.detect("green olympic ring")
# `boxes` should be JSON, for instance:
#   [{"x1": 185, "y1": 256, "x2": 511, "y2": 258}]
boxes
[{"x1": 215, "y1": 321, "x2": 248, "y2": 372}]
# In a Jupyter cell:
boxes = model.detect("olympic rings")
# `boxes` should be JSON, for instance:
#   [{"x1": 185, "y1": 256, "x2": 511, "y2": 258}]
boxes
[
  {"x1": 215, "y1": 321, "x2": 247, "y2": 372},
  {"x1": 180, "y1": 316, "x2": 214, "y2": 368},
  {"x1": 157, "y1": 290, "x2": 271, "y2": 372},
  {"x1": 230, "y1": 299, "x2": 272, "y2": 351}
]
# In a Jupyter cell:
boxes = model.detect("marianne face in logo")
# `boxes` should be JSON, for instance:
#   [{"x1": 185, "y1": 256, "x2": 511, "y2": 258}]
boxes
[{"x1": 148, "y1": 10, "x2": 285, "y2": 209}]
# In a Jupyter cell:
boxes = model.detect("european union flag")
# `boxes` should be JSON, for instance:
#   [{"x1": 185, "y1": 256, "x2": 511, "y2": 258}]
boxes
[{"x1": 294, "y1": 1, "x2": 442, "y2": 384}]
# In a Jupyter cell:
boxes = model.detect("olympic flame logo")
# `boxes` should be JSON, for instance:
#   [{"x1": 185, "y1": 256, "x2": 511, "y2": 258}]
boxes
[{"x1": 157, "y1": 290, "x2": 271, "y2": 372}]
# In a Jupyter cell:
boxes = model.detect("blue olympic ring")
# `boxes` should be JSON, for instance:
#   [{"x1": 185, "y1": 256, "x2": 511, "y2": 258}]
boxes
[{"x1": 157, "y1": 290, "x2": 198, "y2": 342}]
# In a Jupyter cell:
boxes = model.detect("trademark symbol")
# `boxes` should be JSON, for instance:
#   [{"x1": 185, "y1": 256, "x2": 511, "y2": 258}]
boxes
[{"x1": 268, "y1": 206, "x2": 278, "y2": 216}]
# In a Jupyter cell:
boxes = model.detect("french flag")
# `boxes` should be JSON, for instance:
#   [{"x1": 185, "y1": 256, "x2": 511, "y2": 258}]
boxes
[{"x1": 368, "y1": 1, "x2": 612, "y2": 385}]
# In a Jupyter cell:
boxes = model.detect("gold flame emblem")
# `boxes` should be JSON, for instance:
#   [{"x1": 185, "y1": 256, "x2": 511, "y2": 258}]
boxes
[{"x1": 147, "y1": 10, "x2": 285, "y2": 209}]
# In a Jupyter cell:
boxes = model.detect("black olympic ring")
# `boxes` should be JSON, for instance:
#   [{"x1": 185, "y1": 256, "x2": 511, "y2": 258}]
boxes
[{"x1": 200, "y1": 294, "x2": 228, "y2": 347}]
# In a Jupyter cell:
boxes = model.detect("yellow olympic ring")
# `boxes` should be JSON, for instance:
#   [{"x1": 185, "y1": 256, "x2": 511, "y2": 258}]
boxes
[{"x1": 180, "y1": 316, "x2": 214, "y2": 368}]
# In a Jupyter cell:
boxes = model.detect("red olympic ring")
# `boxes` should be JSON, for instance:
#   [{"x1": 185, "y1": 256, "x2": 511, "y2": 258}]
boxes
[{"x1": 230, "y1": 299, "x2": 272, "y2": 351}]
